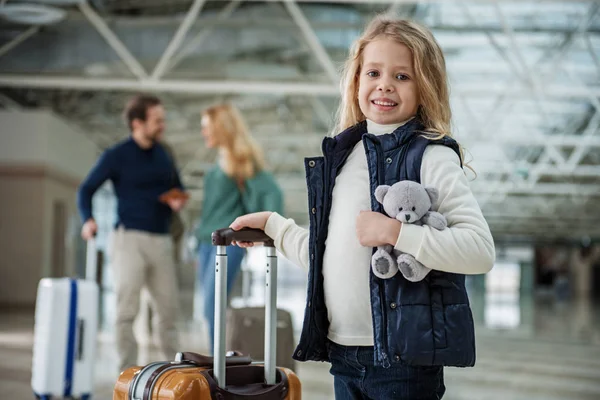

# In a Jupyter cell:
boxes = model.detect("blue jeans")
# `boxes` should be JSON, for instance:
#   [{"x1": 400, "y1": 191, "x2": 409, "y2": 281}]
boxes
[
  {"x1": 327, "y1": 341, "x2": 445, "y2": 400},
  {"x1": 196, "y1": 242, "x2": 246, "y2": 353}
]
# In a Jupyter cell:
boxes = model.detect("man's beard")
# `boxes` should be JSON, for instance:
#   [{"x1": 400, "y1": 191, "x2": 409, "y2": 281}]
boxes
[{"x1": 145, "y1": 130, "x2": 160, "y2": 143}]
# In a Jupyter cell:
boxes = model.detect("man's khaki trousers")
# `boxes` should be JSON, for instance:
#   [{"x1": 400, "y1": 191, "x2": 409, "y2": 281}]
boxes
[{"x1": 110, "y1": 227, "x2": 181, "y2": 372}]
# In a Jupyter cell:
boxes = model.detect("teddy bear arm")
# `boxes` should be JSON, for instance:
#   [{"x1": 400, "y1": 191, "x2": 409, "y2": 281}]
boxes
[{"x1": 422, "y1": 211, "x2": 447, "y2": 230}]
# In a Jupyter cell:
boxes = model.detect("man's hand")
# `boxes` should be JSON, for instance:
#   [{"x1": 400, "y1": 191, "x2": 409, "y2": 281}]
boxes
[
  {"x1": 230, "y1": 212, "x2": 273, "y2": 248},
  {"x1": 159, "y1": 188, "x2": 190, "y2": 211},
  {"x1": 166, "y1": 197, "x2": 186, "y2": 212},
  {"x1": 81, "y1": 219, "x2": 98, "y2": 241},
  {"x1": 356, "y1": 211, "x2": 401, "y2": 247}
]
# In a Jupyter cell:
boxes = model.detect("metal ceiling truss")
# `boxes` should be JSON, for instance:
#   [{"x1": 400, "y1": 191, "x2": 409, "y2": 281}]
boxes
[
  {"x1": 0, "y1": 0, "x2": 599, "y2": 241},
  {"x1": 450, "y1": 1, "x2": 600, "y2": 241},
  {"x1": 0, "y1": 26, "x2": 39, "y2": 60}
]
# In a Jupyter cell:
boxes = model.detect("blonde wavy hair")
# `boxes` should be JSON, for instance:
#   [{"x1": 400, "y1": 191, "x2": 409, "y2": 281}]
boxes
[
  {"x1": 202, "y1": 104, "x2": 266, "y2": 187},
  {"x1": 335, "y1": 16, "x2": 464, "y2": 162}
]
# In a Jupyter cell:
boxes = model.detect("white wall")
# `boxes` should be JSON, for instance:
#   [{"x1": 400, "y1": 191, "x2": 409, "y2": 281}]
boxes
[
  {"x1": 0, "y1": 110, "x2": 47, "y2": 164},
  {"x1": 0, "y1": 109, "x2": 98, "y2": 177},
  {"x1": 0, "y1": 110, "x2": 99, "y2": 306}
]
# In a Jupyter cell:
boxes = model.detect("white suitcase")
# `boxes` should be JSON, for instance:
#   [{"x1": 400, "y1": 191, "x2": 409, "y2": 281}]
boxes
[{"x1": 32, "y1": 240, "x2": 100, "y2": 400}]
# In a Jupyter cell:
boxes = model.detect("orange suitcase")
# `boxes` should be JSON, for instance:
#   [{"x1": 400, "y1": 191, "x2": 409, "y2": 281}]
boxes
[{"x1": 113, "y1": 228, "x2": 301, "y2": 400}]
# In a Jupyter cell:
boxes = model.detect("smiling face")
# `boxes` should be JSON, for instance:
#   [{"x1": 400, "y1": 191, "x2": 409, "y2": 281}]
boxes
[
  {"x1": 131, "y1": 104, "x2": 165, "y2": 143},
  {"x1": 357, "y1": 37, "x2": 420, "y2": 125}
]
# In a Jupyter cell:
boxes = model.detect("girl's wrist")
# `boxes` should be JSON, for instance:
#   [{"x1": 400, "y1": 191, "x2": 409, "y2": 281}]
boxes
[
  {"x1": 262, "y1": 211, "x2": 275, "y2": 232},
  {"x1": 262, "y1": 211, "x2": 273, "y2": 230},
  {"x1": 384, "y1": 219, "x2": 402, "y2": 246}
]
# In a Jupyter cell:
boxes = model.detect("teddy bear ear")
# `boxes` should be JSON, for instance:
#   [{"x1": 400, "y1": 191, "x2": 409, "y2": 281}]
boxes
[
  {"x1": 375, "y1": 185, "x2": 391, "y2": 203},
  {"x1": 425, "y1": 187, "x2": 439, "y2": 205}
]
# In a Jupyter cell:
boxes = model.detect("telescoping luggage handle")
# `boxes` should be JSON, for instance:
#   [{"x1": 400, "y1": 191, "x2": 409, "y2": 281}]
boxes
[
  {"x1": 85, "y1": 238, "x2": 97, "y2": 282},
  {"x1": 211, "y1": 228, "x2": 277, "y2": 389},
  {"x1": 80, "y1": 238, "x2": 98, "y2": 365}
]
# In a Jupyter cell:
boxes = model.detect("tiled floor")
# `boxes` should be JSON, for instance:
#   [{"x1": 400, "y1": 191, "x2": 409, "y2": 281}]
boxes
[{"x1": 3, "y1": 254, "x2": 600, "y2": 399}]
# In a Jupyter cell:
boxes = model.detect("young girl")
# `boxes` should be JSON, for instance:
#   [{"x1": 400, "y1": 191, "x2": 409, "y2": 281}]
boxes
[
  {"x1": 194, "y1": 103, "x2": 283, "y2": 353},
  {"x1": 231, "y1": 16, "x2": 494, "y2": 399}
]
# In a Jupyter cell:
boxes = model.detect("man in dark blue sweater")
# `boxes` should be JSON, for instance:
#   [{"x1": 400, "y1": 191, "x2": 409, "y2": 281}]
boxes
[{"x1": 77, "y1": 94, "x2": 187, "y2": 373}]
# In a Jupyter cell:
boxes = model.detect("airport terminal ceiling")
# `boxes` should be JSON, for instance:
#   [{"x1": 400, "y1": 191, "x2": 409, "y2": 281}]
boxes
[{"x1": 0, "y1": 0, "x2": 599, "y2": 243}]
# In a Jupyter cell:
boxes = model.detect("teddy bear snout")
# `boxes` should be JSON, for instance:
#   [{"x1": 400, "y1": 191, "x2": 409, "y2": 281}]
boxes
[{"x1": 395, "y1": 213, "x2": 415, "y2": 223}]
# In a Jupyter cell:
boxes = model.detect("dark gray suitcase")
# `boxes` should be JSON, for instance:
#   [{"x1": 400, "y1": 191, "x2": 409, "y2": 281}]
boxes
[{"x1": 226, "y1": 306, "x2": 296, "y2": 371}]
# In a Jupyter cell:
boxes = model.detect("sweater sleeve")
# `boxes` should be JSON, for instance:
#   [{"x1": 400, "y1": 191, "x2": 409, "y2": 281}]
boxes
[
  {"x1": 173, "y1": 168, "x2": 185, "y2": 190},
  {"x1": 77, "y1": 149, "x2": 114, "y2": 222},
  {"x1": 394, "y1": 145, "x2": 495, "y2": 274},
  {"x1": 161, "y1": 141, "x2": 185, "y2": 190},
  {"x1": 264, "y1": 212, "x2": 310, "y2": 270}
]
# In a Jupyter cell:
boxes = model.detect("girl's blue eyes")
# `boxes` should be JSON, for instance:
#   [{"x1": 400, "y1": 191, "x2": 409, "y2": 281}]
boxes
[{"x1": 366, "y1": 71, "x2": 409, "y2": 80}]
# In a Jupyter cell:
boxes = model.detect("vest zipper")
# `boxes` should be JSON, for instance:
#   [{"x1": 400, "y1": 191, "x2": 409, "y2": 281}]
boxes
[
  {"x1": 365, "y1": 135, "x2": 391, "y2": 368},
  {"x1": 376, "y1": 143, "x2": 391, "y2": 368}
]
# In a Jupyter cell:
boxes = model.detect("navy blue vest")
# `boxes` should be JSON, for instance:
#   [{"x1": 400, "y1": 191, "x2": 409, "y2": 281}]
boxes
[{"x1": 294, "y1": 119, "x2": 476, "y2": 368}]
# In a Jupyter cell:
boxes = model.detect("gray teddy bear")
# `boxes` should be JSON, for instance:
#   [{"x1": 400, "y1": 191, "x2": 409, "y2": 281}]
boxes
[{"x1": 372, "y1": 180, "x2": 447, "y2": 282}]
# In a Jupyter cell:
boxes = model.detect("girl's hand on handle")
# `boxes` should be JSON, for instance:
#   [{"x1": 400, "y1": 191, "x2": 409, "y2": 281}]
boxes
[{"x1": 229, "y1": 211, "x2": 273, "y2": 247}]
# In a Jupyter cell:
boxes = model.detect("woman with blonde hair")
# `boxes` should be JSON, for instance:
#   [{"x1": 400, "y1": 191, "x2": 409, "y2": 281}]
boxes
[
  {"x1": 229, "y1": 16, "x2": 494, "y2": 398},
  {"x1": 194, "y1": 103, "x2": 283, "y2": 353}
]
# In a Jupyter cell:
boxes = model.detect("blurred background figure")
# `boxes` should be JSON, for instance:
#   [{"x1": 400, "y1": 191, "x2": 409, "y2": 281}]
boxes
[
  {"x1": 77, "y1": 94, "x2": 188, "y2": 373},
  {"x1": 193, "y1": 103, "x2": 283, "y2": 353},
  {"x1": 135, "y1": 139, "x2": 187, "y2": 350}
]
